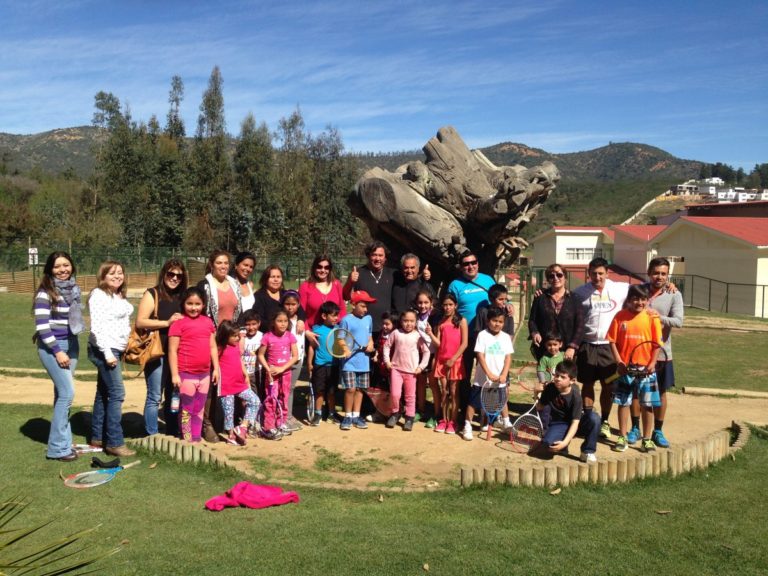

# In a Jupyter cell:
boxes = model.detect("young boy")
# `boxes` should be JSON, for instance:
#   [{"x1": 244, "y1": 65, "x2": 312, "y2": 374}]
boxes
[
  {"x1": 339, "y1": 291, "x2": 376, "y2": 431},
  {"x1": 473, "y1": 284, "x2": 515, "y2": 336},
  {"x1": 462, "y1": 307, "x2": 513, "y2": 441},
  {"x1": 536, "y1": 359, "x2": 600, "y2": 463},
  {"x1": 306, "y1": 301, "x2": 340, "y2": 426},
  {"x1": 536, "y1": 332, "x2": 565, "y2": 390},
  {"x1": 240, "y1": 309, "x2": 264, "y2": 436},
  {"x1": 607, "y1": 284, "x2": 663, "y2": 453}
]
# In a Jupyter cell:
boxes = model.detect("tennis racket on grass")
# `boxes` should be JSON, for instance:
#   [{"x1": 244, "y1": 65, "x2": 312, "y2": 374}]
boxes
[
  {"x1": 63, "y1": 460, "x2": 141, "y2": 489},
  {"x1": 325, "y1": 328, "x2": 367, "y2": 359},
  {"x1": 509, "y1": 403, "x2": 544, "y2": 453},
  {"x1": 480, "y1": 380, "x2": 508, "y2": 441}
]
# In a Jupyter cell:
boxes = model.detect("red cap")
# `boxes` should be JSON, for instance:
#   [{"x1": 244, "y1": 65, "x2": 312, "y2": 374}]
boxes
[{"x1": 351, "y1": 290, "x2": 377, "y2": 304}]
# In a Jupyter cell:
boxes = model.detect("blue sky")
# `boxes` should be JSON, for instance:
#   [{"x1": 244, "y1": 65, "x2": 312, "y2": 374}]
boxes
[{"x1": 1, "y1": 0, "x2": 766, "y2": 168}]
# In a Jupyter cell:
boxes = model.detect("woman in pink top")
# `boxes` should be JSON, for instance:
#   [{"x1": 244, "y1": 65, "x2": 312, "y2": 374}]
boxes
[
  {"x1": 383, "y1": 309, "x2": 430, "y2": 431},
  {"x1": 298, "y1": 254, "x2": 346, "y2": 327}
]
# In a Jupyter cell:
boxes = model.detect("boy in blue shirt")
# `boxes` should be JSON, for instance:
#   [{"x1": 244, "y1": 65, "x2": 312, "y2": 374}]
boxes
[
  {"x1": 307, "y1": 301, "x2": 340, "y2": 426},
  {"x1": 339, "y1": 291, "x2": 376, "y2": 431}
]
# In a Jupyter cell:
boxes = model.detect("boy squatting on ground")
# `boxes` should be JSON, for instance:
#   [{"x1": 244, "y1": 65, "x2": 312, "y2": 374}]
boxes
[
  {"x1": 607, "y1": 284, "x2": 664, "y2": 453},
  {"x1": 536, "y1": 359, "x2": 601, "y2": 463},
  {"x1": 338, "y1": 291, "x2": 376, "y2": 431}
]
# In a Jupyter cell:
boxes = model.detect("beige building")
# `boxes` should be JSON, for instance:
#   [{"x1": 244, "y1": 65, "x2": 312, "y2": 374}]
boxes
[
  {"x1": 653, "y1": 217, "x2": 768, "y2": 317},
  {"x1": 611, "y1": 225, "x2": 667, "y2": 276},
  {"x1": 530, "y1": 226, "x2": 614, "y2": 269}
]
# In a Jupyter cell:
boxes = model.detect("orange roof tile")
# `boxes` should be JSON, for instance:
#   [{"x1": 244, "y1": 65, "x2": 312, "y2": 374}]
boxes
[{"x1": 680, "y1": 217, "x2": 768, "y2": 247}]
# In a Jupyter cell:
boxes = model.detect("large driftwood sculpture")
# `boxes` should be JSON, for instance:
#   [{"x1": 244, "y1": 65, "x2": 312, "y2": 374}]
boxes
[{"x1": 350, "y1": 126, "x2": 560, "y2": 285}]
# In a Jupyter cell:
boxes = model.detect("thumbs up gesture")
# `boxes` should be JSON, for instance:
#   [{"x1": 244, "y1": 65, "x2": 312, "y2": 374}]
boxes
[
  {"x1": 422, "y1": 263, "x2": 431, "y2": 282},
  {"x1": 349, "y1": 265, "x2": 359, "y2": 283}
]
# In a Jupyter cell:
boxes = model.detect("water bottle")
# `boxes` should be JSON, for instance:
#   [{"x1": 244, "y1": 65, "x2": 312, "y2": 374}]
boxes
[{"x1": 170, "y1": 388, "x2": 180, "y2": 413}]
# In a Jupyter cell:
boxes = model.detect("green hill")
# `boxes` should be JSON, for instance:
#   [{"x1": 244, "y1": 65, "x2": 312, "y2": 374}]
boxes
[{"x1": 1, "y1": 128, "x2": 703, "y2": 239}]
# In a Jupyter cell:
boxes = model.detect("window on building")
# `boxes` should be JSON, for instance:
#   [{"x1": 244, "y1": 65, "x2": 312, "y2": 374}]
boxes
[{"x1": 565, "y1": 248, "x2": 603, "y2": 261}]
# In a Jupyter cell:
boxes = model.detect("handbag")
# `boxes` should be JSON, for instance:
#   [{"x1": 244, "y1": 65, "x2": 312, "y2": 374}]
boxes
[{"x1": 124, "y1": 288, "x2": 164, "y2": 368}]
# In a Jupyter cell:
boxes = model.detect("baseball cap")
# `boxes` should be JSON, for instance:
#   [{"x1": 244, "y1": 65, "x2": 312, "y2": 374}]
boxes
[{"x1": 351, "y1": 290, "x2": 377, "y2": 304}]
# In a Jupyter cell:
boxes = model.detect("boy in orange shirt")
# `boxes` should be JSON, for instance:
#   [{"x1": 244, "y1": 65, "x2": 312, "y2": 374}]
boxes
[{"x1": 607, "y1": 284, "x2": 663, "y2": 453}]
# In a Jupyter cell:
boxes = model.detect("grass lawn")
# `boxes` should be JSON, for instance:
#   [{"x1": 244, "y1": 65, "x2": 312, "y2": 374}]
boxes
[{"x1": 2, "y1": 404, "x2": 766, "y2": 575}]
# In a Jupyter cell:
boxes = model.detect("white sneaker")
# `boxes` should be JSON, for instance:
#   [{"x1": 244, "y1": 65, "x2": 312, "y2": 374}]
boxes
[
  {"x1": 580, "y1": 452, "x2": 597, "y2": 464},
  {"x1": 461, "y1": 425, "x2": 473, "y2": 441},
  {"x1": 502, "y1": 418, "x2": 512, "y2": 430},
  {"x1": 480, "y1": 424, "x2": 489, "y2": 433}
]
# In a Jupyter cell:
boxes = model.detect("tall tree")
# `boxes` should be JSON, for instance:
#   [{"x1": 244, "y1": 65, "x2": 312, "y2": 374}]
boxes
[{"x1": 165, "y1": 75, "x2": 186, "y2": 141}]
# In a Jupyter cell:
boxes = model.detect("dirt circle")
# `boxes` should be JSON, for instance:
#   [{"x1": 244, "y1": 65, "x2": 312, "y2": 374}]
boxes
[{"x1": 3, "y1": 369, "x2": 767, "y2": 490}]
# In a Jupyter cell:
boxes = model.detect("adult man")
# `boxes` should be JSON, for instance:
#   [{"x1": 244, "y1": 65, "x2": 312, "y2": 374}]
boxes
[
  {"x1": 447, "y1": 252, "x2": 496, "y2": 409},
  {"x1": 572, "y1": 257, "x2": 630, "y2": 440},
  {"x1": 391, "y1": 253, "x2": 433, "y2": 314},
  {"x1": 626, "y1": 257, "x2": 684, "y2": 448},
  {"x1": 343, "y1": 240, "x2": 395, "y2": 335}
]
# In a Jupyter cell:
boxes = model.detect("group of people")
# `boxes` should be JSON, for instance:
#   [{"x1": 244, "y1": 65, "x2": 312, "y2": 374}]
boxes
[{"x1": 34, "y1": 241, "x2": 682, "y2": 465}]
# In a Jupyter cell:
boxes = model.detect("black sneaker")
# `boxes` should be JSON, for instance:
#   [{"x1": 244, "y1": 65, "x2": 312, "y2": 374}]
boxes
[
  {"x1": 386, "y1": 412, "x2": 400, "y2": 429},
  {"x1": 261, "y1": 428, "x2": 283, "y2": 441},
  {"x1": 403, "y1": 417, "x2": 414, "y2": 432},
  {"x1": 310, "y1": 413, "x2": 322, "y2": 426}
]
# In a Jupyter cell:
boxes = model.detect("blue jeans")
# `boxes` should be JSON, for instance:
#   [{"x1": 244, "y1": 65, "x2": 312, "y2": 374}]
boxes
[
  {"x1": 39, "y1": 337, "x2": 79, "y2": 458},
  {"x1": 88, "y1": 344, "x2": 126, "y2": 447},
  {"x1": 542, "y1": 411, "x2": 601, "y2": 454},
  {"x1": 143, "y1": 357, "x2": 164, "y2": 435}
]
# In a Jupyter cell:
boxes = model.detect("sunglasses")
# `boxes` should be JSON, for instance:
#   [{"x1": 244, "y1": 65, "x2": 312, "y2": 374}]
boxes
[
  {"x1": 547, "y1": 272, "x2": 565, "y2": 279},
  {"x1": 166, "y1": 271, "x2": 183, "y2": 280},
  {"x1": 461, "y1": 260, "x2": 478, "y2": 267},
  {"x1": 316, "y1": 264, "x2": 331, "y2": 270}
]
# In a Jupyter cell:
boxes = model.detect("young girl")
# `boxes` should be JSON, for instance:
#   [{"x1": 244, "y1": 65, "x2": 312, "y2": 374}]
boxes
[
  {"x1": 414, "y1": 289, "x2": 441, "y2": 427},
  {"x1": 216, "y1": 321, "x2": 259, "y2": 445},
  {"x1": 257, "y1": 310, "x2": 298, "y2": 440},
  {"x1": 427, "y1": 293, "x2": 468, "y2": 435},
  {"x1": 281, "y1": 290, "x2": 305, "y2": 432},
  {"x1": 88, "y1": 260, "x2": 134, "y2": 457},
  {"x1": 384, "y1": 309, "x2": 430, "y2": 431},
  {"x1": 168, "y1": 288, "x2": 220, "y2": 443},
  {"x1": 374, "y1": 311, "x2": 397, "y2": 388},
  {"x1": 35, "y1": 251, "x2": 85, "y2": 461}
]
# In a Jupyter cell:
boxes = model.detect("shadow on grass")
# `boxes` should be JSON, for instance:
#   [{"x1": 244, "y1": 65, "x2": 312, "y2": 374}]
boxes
[{"x1": 20, "y1": 410, "x2": 149, "y2": 445}]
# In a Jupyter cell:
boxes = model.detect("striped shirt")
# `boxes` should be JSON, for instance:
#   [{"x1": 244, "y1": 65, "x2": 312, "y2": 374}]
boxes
[{"x1": 34, "y1": 290, "x2": 71, "y2": 354}]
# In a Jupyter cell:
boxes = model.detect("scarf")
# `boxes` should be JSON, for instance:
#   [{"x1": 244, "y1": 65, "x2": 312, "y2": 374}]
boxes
[{"x1": 54, "y1": 278, "x2": 85, "y2": 334}]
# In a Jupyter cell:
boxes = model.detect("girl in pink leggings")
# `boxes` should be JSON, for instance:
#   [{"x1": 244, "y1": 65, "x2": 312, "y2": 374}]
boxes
[
  {"x1": 168, "y1": 288, "x2": 220, "y2": 442},
  {"x1": 384, "y1": 309, "x2": 430, "y2": 431},
  {"x1": 257, "y1": 310, "x2": 298, "y2": 440}
]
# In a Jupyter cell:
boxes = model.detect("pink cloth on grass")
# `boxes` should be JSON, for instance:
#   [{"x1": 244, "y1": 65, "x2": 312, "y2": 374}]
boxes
[{"x1": 205, "y1": 481, "x2": 300, "y2": 511}]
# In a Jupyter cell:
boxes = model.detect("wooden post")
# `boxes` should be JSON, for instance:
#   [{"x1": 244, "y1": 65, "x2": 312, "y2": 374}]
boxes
[
  {"x1": 578, "y1": 464, "x2": 589, "y2": 484},
  {"x1": 652, "y1": 452, "x2": 661, "y2": 476},
  {"x1": 659, "y1": 451, "x2": 669, "y2": 475},
  {"x1": 520, "y1": 468, "x2": 533, "y2": 487},
  {"x1": 617, "y1": 460, "x2": 627, "y2": 483},
  {"x1": 460, "y1": 467, "x2": 472, "y2": 487},
  {"x1": 626, "y1": 458, "x2": 636, "y2": 481},
  {"x1": 473, "y1": 468, "x2": 482, "y2": 485},
  {"x1": 557, "y1": 465, "x2": 569, "y2": 488},
  {"x1": 545, "y1": 466, "x2": 557, "y2": 488},
  {"x1": 598, "y1": 461, "x2": 609, "y2": 484},
  {"x1": 532, "y1": 467, "x2": 545, "y2": 487},
  {"x1": 636, "y1": 456, "x2": 646, "y2": 479},
  {"x1": 483, "y1": 467, "x2": 494, "y2": 484},
  {"x1": 506, "y1": 467, "x2": 519, "y2": 486},
  {"x1": 495, "y1": 467, "x2": 505, "y2": 485},
  {"x1": 589, "y1": 462, "x2": 599, "y2": 484},
  {"x1": 608, "y1": 460, "x2": 618, "y2": 483}
]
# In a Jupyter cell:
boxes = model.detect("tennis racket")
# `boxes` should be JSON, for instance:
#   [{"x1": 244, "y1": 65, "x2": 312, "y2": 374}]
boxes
[
  {"x1": 480, "y1": 380, "x2": 508, "y2": 441},
  {"x1": 509, "y1": 403, "x2": 544, "y2": 453},
  {"x1": 305, "y1": 383, "x2": 315, "y2": 424},
  {"x1": 364, "y1": 387, "x2": 390, "y2": 419},
  {"x1": 63, "y1": 460, "x2": 141, "y2": 489},
  {"x1": 625, "y1": 340, "x2": 668, "y2": 402},
  {"x1": 325, "y1": 328, "x2": 367, "y2": 359}
]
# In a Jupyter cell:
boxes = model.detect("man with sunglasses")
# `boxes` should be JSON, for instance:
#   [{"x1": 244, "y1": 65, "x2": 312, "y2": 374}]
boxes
[{"x1": 447, "y1": 252, "x2": 497, "y2": 413}]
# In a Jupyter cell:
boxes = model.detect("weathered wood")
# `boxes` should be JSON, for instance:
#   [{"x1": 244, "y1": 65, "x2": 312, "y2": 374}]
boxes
[{"x1": 351, "y1": 126, "x2": 560, "y2": 284}]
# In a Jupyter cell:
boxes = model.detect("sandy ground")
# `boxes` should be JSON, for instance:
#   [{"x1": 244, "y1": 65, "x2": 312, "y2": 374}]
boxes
[{"x1": 3, "y1": 369, "x2": 767, "y2": 489}]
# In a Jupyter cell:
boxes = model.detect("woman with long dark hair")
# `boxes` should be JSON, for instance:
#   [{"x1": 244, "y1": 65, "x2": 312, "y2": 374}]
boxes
[
  {"x1": 233, "y1": 251, "x2": 257, "y2": 313},
  {"x1": 34, "y1": 251, "x2": 85, "y2": 461},
  {"x1": 135, "y1": 258, "x2": 188, "y2": 436},
  {"x1": 298, "y1": 254, "x2": 346, "y2": 327}
]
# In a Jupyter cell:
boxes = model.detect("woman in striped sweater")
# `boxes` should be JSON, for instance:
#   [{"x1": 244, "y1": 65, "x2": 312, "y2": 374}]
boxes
[{"x1": 34, "y1": 251, "x2": 85, "y2": 462}]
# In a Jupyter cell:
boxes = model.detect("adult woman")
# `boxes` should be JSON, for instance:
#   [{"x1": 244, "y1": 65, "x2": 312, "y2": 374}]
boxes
[
  {"x1": 35, "y1": 251, "x2": 85, "y2": 462},
  {"x1": 135, "y1": 259, "x2": 187, "y2": 436},
  {"x1": 252, "y1": 265, "x2": 301, "y2": 326},
  {"x1": 197, "y1": 250, "x2": 243, "y2": 326},
  {"x1": 298, "y1": 254, "x2": 346, "y2": 327},
  {"x1": 233, "y1": 252, "x2": 257, "y2": 313},
  {"x1": 88, "y1": 260, "x2": 135, "y2": 457},
  {"x1": 528, "y1": 263, "x2": 584, "y2": 361}
]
